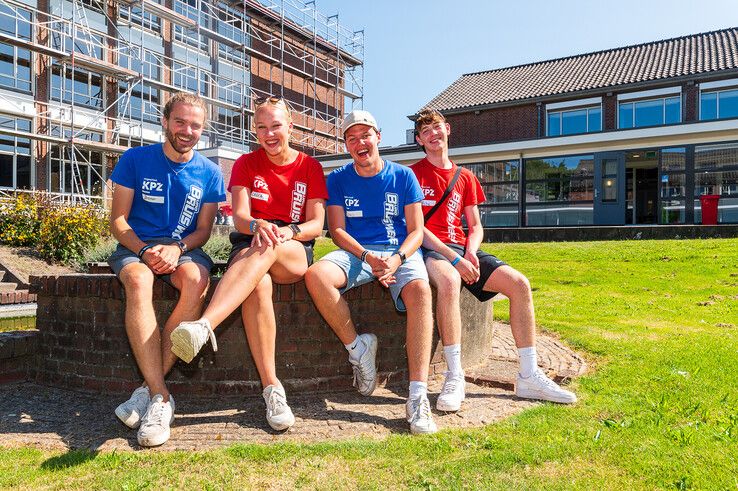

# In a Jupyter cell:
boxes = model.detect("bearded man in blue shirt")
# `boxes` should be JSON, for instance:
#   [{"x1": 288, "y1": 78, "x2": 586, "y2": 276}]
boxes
[
  {"x1": 108, "y1": 92, "x2": 226, "y2": 447},
  {"x1": 305, "y1": 110, "x2": 437, "y2": 435}
]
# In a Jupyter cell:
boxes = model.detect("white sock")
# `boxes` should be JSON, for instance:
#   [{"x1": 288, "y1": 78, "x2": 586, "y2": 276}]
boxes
[
  {"x1": 443, "y1": 344, "x2": 463, "y2": 375},
  {"x1": 518, "y1": 346, "x2": 538, "y2": 378},
  {"x1": 345, "y1": 336, "x2": 366, "y2": 361},
  {"x1": 409, "y1": 381, "x2": 427, "y2": 400}
]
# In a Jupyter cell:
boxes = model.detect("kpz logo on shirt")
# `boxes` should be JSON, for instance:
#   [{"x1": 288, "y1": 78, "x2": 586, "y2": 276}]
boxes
[
  {"x1": 251, "y1": 175, "x2": 269, "y2": 201},
  {"x1": 142, "y1": 178, "x2": 165, "y2": 204},
  {"x1": 344, "y1": 196, "x2": 362, "y2": 217},
  {"x1": 421, "y1": 186, "x2": 436, "y2": 207}
]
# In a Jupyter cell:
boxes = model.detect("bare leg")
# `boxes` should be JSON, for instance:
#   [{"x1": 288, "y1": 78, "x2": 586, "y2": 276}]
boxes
[
  {"x1": 162, "y1": 262, "x2": 211, "y2": 373},
  {"x1": 400, "y1": 279, "x2": 434, "y2": 383},
  {"x1": 425, "y1": 258, "x2": 462, "y2": 346},
  {"x1": 304, "y1": 260, "x2": 357, "y2": 345},
  {"x1": 119, "y1": 263, "x2": 169, "y2": 400},
  {"x1": 242, "y1": 274, "x2": 279, "y2": 387},
  {"x1": 484, "y1": 265, "x2": 535, "y2": 348}
]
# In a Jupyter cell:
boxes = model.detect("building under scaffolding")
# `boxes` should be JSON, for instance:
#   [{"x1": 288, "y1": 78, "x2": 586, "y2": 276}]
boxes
[{"x1": 0, "y1": 0, "x2": 364, "y2": 203}]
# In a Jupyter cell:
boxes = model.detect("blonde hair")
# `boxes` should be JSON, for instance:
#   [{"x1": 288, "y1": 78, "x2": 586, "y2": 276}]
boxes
[
  {"x1": 254, "y1": 96, "x2": 292, "y2": 122},
  {"x1": 163, "y1": 92, "x2": 207, "y2": 121}
]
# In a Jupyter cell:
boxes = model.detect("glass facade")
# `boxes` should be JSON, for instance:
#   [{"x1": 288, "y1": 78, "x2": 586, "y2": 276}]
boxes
[
  {"x1": 524, "y1": 154, "x2": 594, "y2": 225},
  {"x1": 464, "y1": 160, "x2": 519, "y2": 227},
  {"x1": 700, "y1": 88, "x2": 738, "y2": 120},
  {"x1": 619, "y1": 96, "x2": 681, "y2": 128},
  {"x1": 0, "y1": 4, "x2": 32, "y2": 92},
  {"x1": 48, "y1": 130, "x2": 104, "y2": 198},
  {"x1": 694, "y1": 143, "x2": 738, "y2": 223},
  {"x1": 547, "y1": 106, "x2": 601, "y2": 136},
  {"x1": 0, "y1": 115, "x2": 32, "y2": 189},
  {"x1": 659, "y1": 148, "x2": 686, "y2": 224}
]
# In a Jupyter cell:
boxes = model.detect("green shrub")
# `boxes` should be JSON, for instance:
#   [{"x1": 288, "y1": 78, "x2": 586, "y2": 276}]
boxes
[
  {"x1": 203, "y1": 234, "x2": 231, "y2": 262},
  {"x1": 0, "y1": 193, "x2": 42, "y2": 246},
  {"x1": 79, "y1": 237, "x2": 118, "y2": 270},
  {"x1": 38, "y1": 204, "x2": 109, "y2": 265}
]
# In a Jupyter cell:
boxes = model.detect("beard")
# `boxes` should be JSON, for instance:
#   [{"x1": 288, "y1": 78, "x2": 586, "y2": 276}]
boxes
[{"x1": 165, "y1": 126, "x2": 195, "y2": 155}]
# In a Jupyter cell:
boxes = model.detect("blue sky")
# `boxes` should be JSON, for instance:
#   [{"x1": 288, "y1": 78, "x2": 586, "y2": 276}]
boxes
[{"x1": 313, "y1": 0, "x2": 738, "y2": 147}]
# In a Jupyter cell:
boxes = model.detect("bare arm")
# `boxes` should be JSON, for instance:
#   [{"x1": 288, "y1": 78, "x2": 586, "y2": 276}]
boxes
[
  {"x1": 463, "y1": 204, "x2": 484, "y2": 257},
  {"x1": 110, "y1": 183, "x2": 146, "y2": 254},
  {"x1": 419, "y1": 209, "x2": 481, "y2": 285},
  {"x1": 279, "y1": 197, "x2": 326, "y2": 242}
]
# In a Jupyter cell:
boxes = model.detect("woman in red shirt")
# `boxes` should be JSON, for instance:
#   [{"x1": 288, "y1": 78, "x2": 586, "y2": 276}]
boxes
[{"x1": 170, "y1": 97, "x2": 328, "y2": 431}]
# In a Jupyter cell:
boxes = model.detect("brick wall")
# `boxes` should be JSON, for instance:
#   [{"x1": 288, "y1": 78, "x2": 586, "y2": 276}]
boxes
[
  {"x1": 0, "y1": 331, "x2": 37, "y2": 384},
  {"x1": 30, "y1": 274, "x2": 493, "y2": 396},
  {"x1": 445, "y1": 104, "x2": 539, "y2": 147}
]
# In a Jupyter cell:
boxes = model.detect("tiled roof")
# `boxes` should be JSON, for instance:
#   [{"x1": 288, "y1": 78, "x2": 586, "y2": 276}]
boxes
[{"x1": 421, "y1": 27, "x2": 738, "y2": 113}]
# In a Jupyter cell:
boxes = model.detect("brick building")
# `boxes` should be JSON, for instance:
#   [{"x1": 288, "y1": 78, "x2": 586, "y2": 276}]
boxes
[
  {"x1": 0, "y1": 0, "x2": 364, "y2": 204},
  {"x1": 323, "y1": 27, "x2": 738, "y2": 228}
]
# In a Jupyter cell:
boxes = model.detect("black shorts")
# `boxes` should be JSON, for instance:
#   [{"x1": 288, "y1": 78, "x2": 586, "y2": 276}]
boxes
[
  {"x1": 228, "y1": 228, "x2": 315, "y2": 267},
  {"x1": 422, "y1": 244, "x2": 507, "y2": 302}
]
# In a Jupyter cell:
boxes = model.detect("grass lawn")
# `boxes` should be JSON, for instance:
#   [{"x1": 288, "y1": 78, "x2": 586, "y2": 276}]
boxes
[{"x1": 2, "y1": 238, "x2": 737, "y2": 489}]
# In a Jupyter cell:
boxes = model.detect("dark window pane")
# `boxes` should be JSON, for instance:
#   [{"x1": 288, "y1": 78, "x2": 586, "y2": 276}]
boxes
[
  {"x1": 718, "y1": 89, "x2": 738, "y2": 119},
  {"x1": 0, "y1": 153, "x2": 12, "y2": 187},
  {"x1": 547, "y1": 112, "x2": 560, "y2": 136},
  {"x1": 700, "y1": 92, "x2": 717, "y2": 120},
  {"x1": 16, "y1": 155, "x2": 30, "y2": 188},
  {"x1": 664, "y1": 97, "x2": 681, "y2": 124},
  {"x1": 634, "y1": 99, "x2": 663, "y2": 127},
  {"x1": 561, "y1": 109, "x2": 587, "y2": 135},
  {"x1": 696, "y1": 143, "x2": 738, "y2": 170},
  {"x1": 661, "y1": 148, "x2": 686, "y2": 171},
  {"x1": 588, "y1": 107, "x2": 601, "y2": 131},
  {"x1": 602, "y1": 177, "x2": 617, "y2": 201}
]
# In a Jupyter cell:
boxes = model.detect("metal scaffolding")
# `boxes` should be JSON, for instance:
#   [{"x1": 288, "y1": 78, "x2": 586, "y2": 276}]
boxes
[{"x1": 0, "y1": 0, "x2": 364, "y2": 201}]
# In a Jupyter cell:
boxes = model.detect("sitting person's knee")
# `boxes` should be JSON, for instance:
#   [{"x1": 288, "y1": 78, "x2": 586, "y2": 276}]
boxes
[{"x1": 121, "y1": 265, "x2": 154, "y2": 291}]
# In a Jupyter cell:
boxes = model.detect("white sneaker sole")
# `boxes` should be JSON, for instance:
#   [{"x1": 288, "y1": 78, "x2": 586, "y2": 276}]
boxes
[
  {"x1": 170, "y1": 327, "x2": 199, "y2": 363},
  {"x1": 515, "y1": 387, "x2": 577, "y2": 404},
  {"x1": 115, "y1": 404, "x2": 142, "y2": 429},
  {"x1": 410, "y1": 422, "x2": 438, "y2": 435},
  {"x1": 357, "y1": 333, "x2": 378, "y2": 396},
  {"x1": 137, "y1": 427, "x2": 171, "y2": 447},
  {"x1": 267, "y1": 413, "x2": 295, "y2": 431},
  {"x1": 436, "y1": 396, "x2": 464, "y2": 412}
]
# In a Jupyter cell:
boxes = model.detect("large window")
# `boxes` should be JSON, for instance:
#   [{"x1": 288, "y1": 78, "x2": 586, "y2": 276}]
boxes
[
  {"x1": 464, "y1": 160, "x2": 519, "y2": 227},
  {"x1": 659, "y1": 148, "x2": 686, "y2": 224},
  {"x1": 0, "y1": 4, "x2": 32, "y2": 92},
  {"x1": 524, "y1": 154, "x2": 594, "y2": 225},
  {"x1": 51, "y1": 66, "x2": 103, "y2": 109},
  {"x1": 547, "y1": 106, "x2": 601, "y2": 136},
  {"x1": 694, "y1": 143, "x2": 738, "y2": 223},
  {"x1": 0, "y1": 115, "x2": 32, "y2": 189},
  {"x1": 118, "y1": 50, "x2": 162, "y2": 123},
  {"x1": 48, "y1": 131, "x2": 105, "y2": 198},
  {"x1": 700, "y1": 88, "x2": 738, "y2": 121},
  {"x1": 619, "y1": 96, "x2": 681, "y2": 128}
]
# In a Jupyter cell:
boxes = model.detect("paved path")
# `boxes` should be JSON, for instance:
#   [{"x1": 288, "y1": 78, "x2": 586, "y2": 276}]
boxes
[{"x1": 0, "y1": 324, "x2": 586, "y2": 451}]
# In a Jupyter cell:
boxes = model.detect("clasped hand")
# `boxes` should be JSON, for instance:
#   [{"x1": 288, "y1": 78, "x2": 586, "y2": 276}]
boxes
[{"x1": 366, "y1": 253, "x2": 400, "y2": 287}]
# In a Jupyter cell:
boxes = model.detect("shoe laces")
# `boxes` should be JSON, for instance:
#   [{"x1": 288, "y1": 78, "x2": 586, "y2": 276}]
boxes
[
  {"x1": 197, "y1": 319, "x2": 218, "y2": 353},
  {"x1": 267, "y1": 388, "x2": 287, "y2": 414},
  {"x1": 441, "y1": 373, "x2": 464, "y2": 396},
  {"x1": 411, "y1": 397, "x2": 432, "y2": 423},
  {"x1": 531, "y1": 370, "x2": 559, "y2": 390},
  {"x1": 142, "y1": 401, "x2": 166, "y2": 428}
]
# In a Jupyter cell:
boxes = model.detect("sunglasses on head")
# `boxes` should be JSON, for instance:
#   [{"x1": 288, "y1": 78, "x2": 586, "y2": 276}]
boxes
[{"x1": 254, "y1": 96, "x2": 284, "y2": 106}]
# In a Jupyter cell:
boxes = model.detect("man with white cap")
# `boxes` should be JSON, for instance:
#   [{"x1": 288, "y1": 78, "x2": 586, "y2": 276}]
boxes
[{"x1": 305, "y1": 109, "x2": 437, "y2": 435}]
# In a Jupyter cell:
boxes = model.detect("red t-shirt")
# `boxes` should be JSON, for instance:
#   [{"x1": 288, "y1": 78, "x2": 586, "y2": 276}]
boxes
[
  {"x1": 228, "y1": 148, "x2": 328, "y2": 223},
  {"x1": 410, "y1": 158, "x2": 485, "y2": 245}
]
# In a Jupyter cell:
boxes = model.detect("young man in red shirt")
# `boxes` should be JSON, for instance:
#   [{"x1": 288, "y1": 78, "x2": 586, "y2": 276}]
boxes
[{"x1": 411, "y1": 109, "x2": 576, "y2": 412}]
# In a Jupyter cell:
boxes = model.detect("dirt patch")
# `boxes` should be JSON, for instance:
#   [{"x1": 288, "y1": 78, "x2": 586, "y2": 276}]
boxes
[{"x1": 0, "y1": 246, "x2": 76, "y2": 284}]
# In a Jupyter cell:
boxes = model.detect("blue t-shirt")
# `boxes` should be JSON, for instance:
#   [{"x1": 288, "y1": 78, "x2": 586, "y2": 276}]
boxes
[
  {"x1": 326, "y1": 160, "x2": 423, "y2": 246},
  {"x1": 110, "y1": 144, "x2": 226, "y2": 241}
]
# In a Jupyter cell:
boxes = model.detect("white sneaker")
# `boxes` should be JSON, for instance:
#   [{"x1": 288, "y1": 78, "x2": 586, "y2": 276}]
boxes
[
  {"x1": 406, "y1": 395, "x2": 438, "y2": 435},
  {"x1": 137, "y1": 394, "x2": 175, "y2": 447},
  {"x1": 263, "y1": 385, "x2": 295, "y2": 431},
  {"x1": 115, "y1": 386, "x2": 150, "y2": 429},
  {"x1": 436, "y1": 371, "x2": 465, "y2": 412},
  {"x1": 515, "y1": 369, "x2": 577, "y2": 404},
  {"x1": 170, "y1": 318, "x2": 218, "y2": 363},
  {"x1": 349, "y1": 333, "x2": 378, "y2": 396}
]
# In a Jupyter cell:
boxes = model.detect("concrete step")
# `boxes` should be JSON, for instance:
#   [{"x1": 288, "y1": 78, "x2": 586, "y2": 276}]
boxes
[{"x1": 0, "y1": 282, "x2": 18, "y2": 293}]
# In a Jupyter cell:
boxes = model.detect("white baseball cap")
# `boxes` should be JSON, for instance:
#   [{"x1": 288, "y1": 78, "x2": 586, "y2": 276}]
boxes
[{"x1": 341, "y1": 109, "x2": 379, "y2": 136}]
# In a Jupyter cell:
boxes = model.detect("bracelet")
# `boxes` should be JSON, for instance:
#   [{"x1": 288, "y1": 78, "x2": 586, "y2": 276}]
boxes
[
  {"x1": 249, "y1": 219, "x2": 258, "y2": 233},
  {"x1": 138, "y1": 244, "x2": 153, "y2": 258},
  {"x1": 360, "y1": 250, "x2": 369, "y2": 262},
  {"x1": 451, "y1": 255, "x2": 461, "y2": 266}
]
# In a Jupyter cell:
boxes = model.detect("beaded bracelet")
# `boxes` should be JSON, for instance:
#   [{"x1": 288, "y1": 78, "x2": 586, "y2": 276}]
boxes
[
  {"x1": 138, "y1": 244, "x2": 154, "y2": 258},
  {"x1": 451, "y1": 255, "x2": 461, "y2": 266},
  {"x1": 361, "y1": 250, "x2": 369, "y2": 262},
  {"x1": 249, "y1": 219, "x2": 258, "y2": 233}
]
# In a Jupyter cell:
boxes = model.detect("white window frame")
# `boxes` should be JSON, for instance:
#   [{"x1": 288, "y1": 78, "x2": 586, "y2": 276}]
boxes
[
  {"x1": 699, "y1": 78, "x2": 738, "y2": 120},
  {"x1": 546, "y1": 97, "x2": 602, "y2": 137},
  {"x1": 616, "y1": 87, "x2": 682, "y2": 129}
]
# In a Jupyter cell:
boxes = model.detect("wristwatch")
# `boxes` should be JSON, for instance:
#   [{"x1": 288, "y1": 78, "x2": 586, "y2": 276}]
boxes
[
  {"x1": 176, "y1": 240, "x2": 188, "y2": 253},
  {"x1": 396, "y1": 250, "x2": 407, "y2": 263},
  {"x1": 289, "y1": 223, "x2": 301, "y2": 238}
]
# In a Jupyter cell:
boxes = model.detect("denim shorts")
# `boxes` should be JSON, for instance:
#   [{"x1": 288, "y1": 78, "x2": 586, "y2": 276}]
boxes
[
  {"x1": 320, "y1": 244, "x2": 428, "y2": 312},
  {"x1": 108, "y1": 237, "x2": 214, "y2": 285}
]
